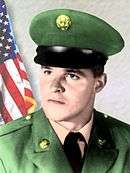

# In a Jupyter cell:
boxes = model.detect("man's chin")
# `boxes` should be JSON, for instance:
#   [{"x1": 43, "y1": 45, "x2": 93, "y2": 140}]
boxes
[
  {"x1": 46, "y1": 116, "x2": 67, "y2": 122},
  {"x1": 45, "y1": 112, "x2": 71, "y2": 122}
]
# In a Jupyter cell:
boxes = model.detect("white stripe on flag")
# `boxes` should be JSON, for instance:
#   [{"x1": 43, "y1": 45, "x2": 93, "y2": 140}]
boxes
[
  {"x1": 4, "y1": 59, "x2": 25, "y2": 96},
  {"x1": 1, "y1": 81, "x2": 23, "y2": 120},
  {"x1": 23, "y1": 79, "x2": 32, "y2": 90},
  {"x1": 19, "y1": 59, "x2": 26, "y2": 71}
]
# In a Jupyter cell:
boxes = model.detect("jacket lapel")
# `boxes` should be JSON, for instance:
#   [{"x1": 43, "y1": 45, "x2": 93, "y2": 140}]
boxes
[
  {"x1": 82, "y1": 110, "x2": 119, "y2": 173},
  {"x1": 26, "y1": 109, "x2": 73, "y2": 173},
  {"x1": 26, "y1": 109, "x2": 118, "y2": 173}
]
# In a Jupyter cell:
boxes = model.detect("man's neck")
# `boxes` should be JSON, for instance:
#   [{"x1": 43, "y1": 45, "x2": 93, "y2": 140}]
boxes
[
  {"x1": 49, "y1": 112, "x2": 93, "y2": 144},
  {"x1": 55, "y1": 109, "x2": 93, "y2": 131}
]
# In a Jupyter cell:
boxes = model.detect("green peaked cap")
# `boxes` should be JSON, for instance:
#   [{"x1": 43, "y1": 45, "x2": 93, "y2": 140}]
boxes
[{"x1": 29, "y1": 9, "x2": 124, "y2": 56}]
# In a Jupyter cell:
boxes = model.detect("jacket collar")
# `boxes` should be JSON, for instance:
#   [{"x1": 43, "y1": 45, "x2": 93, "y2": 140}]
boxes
[{"x1": 82, "y1": 110, "x2": 118, "y2": 173}]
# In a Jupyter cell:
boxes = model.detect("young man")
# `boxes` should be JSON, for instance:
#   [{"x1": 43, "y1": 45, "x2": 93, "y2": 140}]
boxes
[{"x1": 0, "y1": 9, "x2": 130, "y2": 173}]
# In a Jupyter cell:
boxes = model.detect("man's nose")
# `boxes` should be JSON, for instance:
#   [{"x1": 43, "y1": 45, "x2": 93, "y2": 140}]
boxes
[{"x1": 50, "y1": 78, "x2": 65, "y2": 93}]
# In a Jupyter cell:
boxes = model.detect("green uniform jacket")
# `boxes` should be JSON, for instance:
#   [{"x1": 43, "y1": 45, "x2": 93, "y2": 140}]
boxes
[{"x1": 0, "y1": 109, "x2": 130, "y2": 173}]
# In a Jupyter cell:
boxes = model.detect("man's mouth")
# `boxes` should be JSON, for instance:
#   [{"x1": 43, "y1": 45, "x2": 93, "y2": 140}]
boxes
[{"x1": 48, "y1": 99, "x2": 65, "y2": 104}]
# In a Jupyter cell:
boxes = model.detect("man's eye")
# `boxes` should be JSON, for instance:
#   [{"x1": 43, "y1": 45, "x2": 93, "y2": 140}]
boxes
[
  {"x1": 43, "y1": 70, "x2": 52, "y2": 75},
  {"x1": 66, "y1": 73, "x2": 80, "y2": 80}
]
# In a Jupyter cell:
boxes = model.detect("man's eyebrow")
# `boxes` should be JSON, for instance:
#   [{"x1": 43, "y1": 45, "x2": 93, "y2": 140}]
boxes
[
  {"x1": 65, "y1": 68, "x2": 86, "y2": 76},
  {"x1": 41, "y1": 66, "x2": 53, "y2": 70}
]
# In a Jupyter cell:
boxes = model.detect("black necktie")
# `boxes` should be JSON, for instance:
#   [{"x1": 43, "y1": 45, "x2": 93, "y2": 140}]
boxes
[{"x1": 63, "y1": 132, "x2": 87, "y2": 173}]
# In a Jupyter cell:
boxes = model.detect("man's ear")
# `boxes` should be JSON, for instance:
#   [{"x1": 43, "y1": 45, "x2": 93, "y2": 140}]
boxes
[{"x1": 94, "y1": 73, "x2": 107, "y2": 93}]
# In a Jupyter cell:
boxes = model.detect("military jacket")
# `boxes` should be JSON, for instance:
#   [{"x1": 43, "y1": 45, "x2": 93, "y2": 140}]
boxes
[{"x1": 0, "y1": 109, "x2": 130, "y2": 173}]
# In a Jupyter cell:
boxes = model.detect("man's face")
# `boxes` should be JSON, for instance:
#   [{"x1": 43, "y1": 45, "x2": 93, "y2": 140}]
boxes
[{"x1": 39, "y1": 66, "x2": 106, "y2": 124}]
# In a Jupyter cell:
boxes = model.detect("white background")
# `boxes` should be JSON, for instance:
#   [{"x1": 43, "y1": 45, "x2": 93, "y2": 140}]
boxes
[{"x1": 5, "y1": 0, "x2": 130, "y2": 124}]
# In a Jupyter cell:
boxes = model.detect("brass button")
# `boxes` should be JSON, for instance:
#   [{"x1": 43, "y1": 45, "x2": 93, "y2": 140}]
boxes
[
  {"x1": 25, "y1": 114, "x2": 32, "y2": 120},
  {"x1": 39, "y1": 139, "x2": 50, "y2": 150},
  {"x1": 104, "y1": 114, "x2": 108, "y2": 118},
  {"x1": 56, "y1": 14, "x2": 72, "y2": 31}
]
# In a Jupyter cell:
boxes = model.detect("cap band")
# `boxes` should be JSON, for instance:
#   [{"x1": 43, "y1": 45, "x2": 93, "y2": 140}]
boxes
[{"x1": 34, "y1": 46, "x2": 108, "y2": 69}]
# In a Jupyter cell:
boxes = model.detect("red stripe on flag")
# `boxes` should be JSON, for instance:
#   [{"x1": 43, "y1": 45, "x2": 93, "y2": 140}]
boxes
[
  {"x1": 19, "y1": 70, "x2": 28, "y2": 80},
  {"x1": 1, "y1": 105, "x2": 13, "y2": 123},
  {"x1": 16, "y1": 53, "x2": 22, "y2": 62},
  {"x1": 25, "y1": 88, "x2": 33, "y2": 97},
  {"x1": 13, "y1": 56, "x2": 28, "y2": 81},
  {"x1": 0, "y1": 91, "x2": 13, "y2": 123},
  {"x1": 0, "y1": 63, "x2": 27, "y2": 116}
]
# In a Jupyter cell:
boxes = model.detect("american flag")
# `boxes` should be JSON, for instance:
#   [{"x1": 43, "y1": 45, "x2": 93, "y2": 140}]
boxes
[{"x1": 0, "y1": 0, "x2": 36, "y2": 125}]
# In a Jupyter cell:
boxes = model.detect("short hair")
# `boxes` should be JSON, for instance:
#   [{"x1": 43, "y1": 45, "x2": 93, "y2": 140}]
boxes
[{"x1": 85, "y1": 52, "x2": 108, "y2": 77}]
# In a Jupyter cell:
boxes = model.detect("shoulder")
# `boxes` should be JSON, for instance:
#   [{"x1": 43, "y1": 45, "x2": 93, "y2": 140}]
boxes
[
  {"x1": 95, "y1": 110, "x2": 130, "y2": 142},
  {"x1": 0, "y1": 109, "x2": 42, "y2": 137}
]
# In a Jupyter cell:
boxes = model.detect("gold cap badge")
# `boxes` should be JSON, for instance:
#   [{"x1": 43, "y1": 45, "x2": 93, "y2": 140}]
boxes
[{"x1": 56, "y1": 14, "x2": 72, "y2": 31}]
